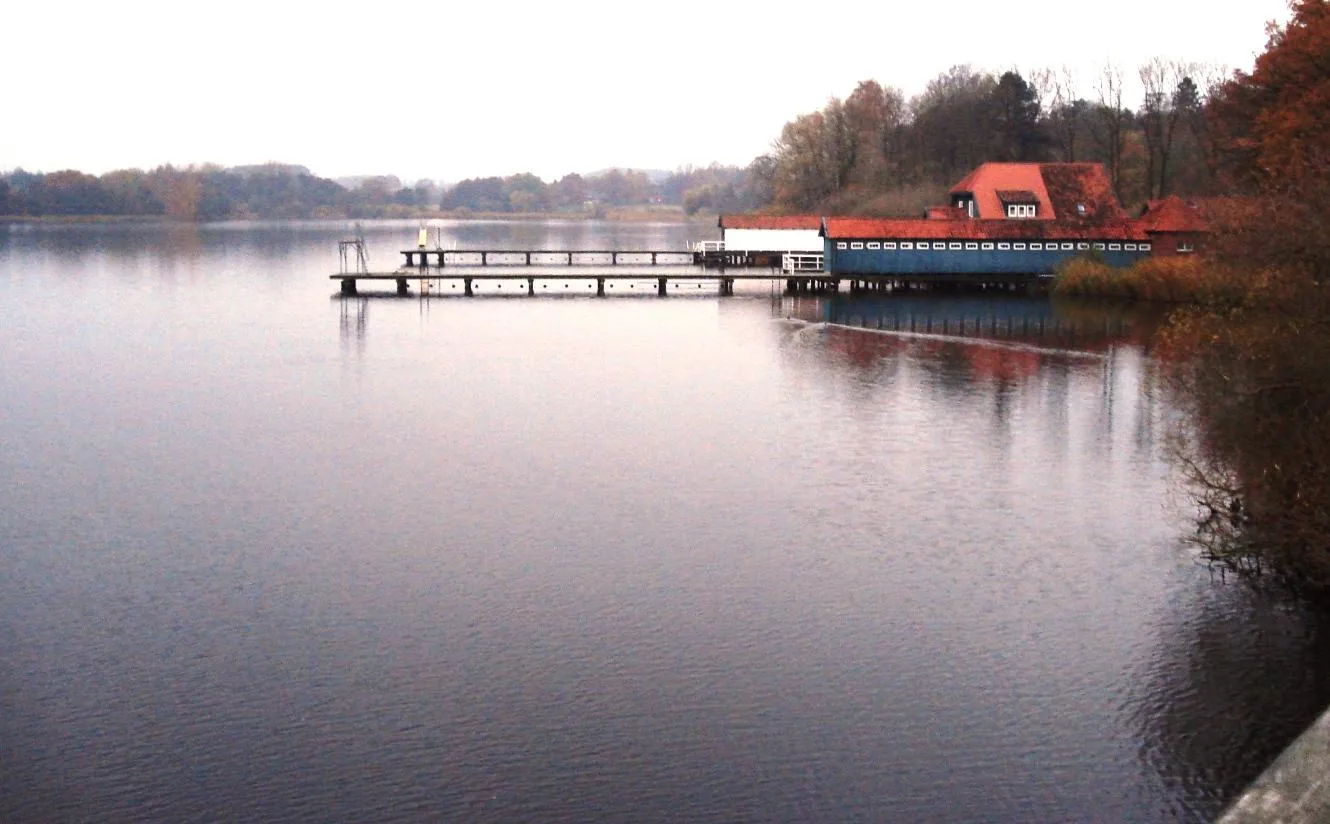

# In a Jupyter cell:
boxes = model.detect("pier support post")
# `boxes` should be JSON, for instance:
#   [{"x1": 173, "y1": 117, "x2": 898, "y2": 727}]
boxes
[
  {"x1": 527, "y1": 277, "x2": 535, "y2": 295},
  {"x1": 657, "y1": 277, "x2": 668, "y2": 297},
  {"x1": 597, "y1": 278, "x2": 605, "y2": 297},
  {"x1": 651, "y1": 252, "x2": 657, "y2": 265},
  {"x1": 396, "y1": 277, "x2": 409, "y2": 296},
  {"x1": 464, "y1": 278, "x2": 474, "y2": 297},
  {"x1": 481, "y1": 252, "x2": 488, "y2": 266},
  {"x1": 721, "y1": 278, "x2": 734, "y2": 296},
  {"x1": 341, "y1": 278, "x2": 358, "y2": 296},
  {"x1": 525, "y1": 252, "x2": 531, "y2": 265}
]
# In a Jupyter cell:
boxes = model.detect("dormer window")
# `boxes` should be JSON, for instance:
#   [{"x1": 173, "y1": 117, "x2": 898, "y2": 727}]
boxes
[
  {"x1": 997, "y1": 190, "x2": 1039, "y2": 219},
  {"x1": 952, "y1": 193, "x2": 977, "y2": 218},
  {"x1": 1076, "y1": 203, "x2": 1087, "y2": 216}
]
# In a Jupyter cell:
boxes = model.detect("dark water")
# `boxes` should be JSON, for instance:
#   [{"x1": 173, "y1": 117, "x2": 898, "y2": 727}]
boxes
[{"x1": 2, "y1": 220, "x2": 1328, "y2": 823}]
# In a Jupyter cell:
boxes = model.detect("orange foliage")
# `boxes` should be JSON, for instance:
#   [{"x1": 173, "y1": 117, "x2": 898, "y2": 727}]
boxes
[
  {"x1": 1054, "y1": 254, "x2": 1250, "y2": 304},
  {"x1": 1209, "y1": 0, "x2": 1330, "y2": 189}
]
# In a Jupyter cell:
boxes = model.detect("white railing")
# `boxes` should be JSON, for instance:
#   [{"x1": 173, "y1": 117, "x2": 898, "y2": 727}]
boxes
[
  {"x1": 782, "y1": 253, "x2": 824, "y2": 273},
  {"x1": 693, "y1": 240, "x2": 725, "y2": 253}
]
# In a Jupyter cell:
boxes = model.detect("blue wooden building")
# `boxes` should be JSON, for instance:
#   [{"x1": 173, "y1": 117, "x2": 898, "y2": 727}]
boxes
[{"x1": 819, "y1": 163, "x2": 1168, "y2": 279}]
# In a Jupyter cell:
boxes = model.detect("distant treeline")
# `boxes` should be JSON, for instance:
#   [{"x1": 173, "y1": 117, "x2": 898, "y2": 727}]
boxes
[
  {"x1": 0, "y1": 60, "x2": 1271, "y2": 222},
  {"x1": 0, "y1": 163, "x2": 758, "y2": 220},
  {"x1": 753, "y1": 61, "x2": 1226, "y2": 215}
]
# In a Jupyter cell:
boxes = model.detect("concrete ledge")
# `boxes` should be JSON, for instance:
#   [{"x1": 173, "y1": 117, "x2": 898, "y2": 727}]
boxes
[{"x1": 1220, "y1": 705, "x2": 1330, "y2": 823}]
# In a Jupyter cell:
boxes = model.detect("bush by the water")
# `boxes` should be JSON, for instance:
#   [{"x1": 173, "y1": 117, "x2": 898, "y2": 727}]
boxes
[{"x1": 1054, "y1": 255, "x2": 1250, "y2": 305}]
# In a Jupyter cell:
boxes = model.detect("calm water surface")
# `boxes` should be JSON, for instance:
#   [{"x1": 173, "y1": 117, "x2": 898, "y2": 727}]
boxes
[{"x1": 2, "y1": 220, "x2": 1329, "y2": 822}]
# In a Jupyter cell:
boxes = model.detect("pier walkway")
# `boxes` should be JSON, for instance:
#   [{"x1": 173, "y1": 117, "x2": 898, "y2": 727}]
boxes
[
  {"x1": 332, "y1": 270, "x2": 787, "y2": 297},
  {"x1": 331, "y1": 244, "x2": 1038, "y2": 297},
  {"x1": 399, "y1": 247, "x2": 772, "y2": 269}
]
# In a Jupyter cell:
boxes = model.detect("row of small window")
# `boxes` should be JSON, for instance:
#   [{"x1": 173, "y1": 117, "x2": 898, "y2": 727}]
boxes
[{"x1": 836, "y1": 241, "x2": 1152, "y2": 252}]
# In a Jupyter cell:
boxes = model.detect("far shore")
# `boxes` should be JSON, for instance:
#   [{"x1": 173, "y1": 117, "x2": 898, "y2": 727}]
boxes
[{"x1": 1, "y1": 206, "x2": 715, "y2": 226}]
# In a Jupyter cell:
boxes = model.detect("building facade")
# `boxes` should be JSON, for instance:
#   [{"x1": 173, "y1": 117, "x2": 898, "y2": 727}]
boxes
[
  {"x1": 819, "y1": 163, "x2": 1204, "y2": 278},
  {"x1": 718, "y1": 215, "x2": 823, "y2": 253}
]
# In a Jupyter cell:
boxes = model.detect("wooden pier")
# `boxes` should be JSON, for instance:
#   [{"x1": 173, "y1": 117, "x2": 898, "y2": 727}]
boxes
[
  {"x1": 332, "y1": 271, "x2": 773, "y2": 297},
  {"x1": 331, "y1": 245, "x2": 801, "y2": 296},
  {"x1": 399, "y1": 248, "x2": 782, "y2": 269},
  {"x1": 331, "y1": 244, "x2": 1043, "y2": 297}
]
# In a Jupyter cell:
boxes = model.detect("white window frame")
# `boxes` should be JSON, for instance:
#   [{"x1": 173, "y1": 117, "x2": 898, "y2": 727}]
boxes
[
  {"x1": 850, "y1": 242, "x2": 865, "y2": 250},
  {"x1": 1108, "y1": 243, "x2": 1122, "y2": 251},
  {"x1": 1013, "y1": 242, "x2": 1027, "y2": 250},
  {"x1": 948, "y1": 242, "x2": 962, "y2": 250},
  {"x1": 932, "y1": 242, "x2": 945, "y2": 250},
  {"x1": 997, "y1": 242, "x2": 1011, "y2": 250},
  {"x1": 981, "y1": 242, "x2": 994, "y2": 250},
  {"x1": 1177, "y1": 241, "x2": 1195, "y2": 254},
  {"x1": 836, "y1": 242, "x2": 848, "y2": 250},
  {"x1": 884, "y1": 242, "x2": 897, "y2": 250},
  {"x1": 900, "y1": 242, "x2": 913, "y2": 250},
  {"x1": 1076, "y1": 242, "x2": 1090, "y2": 250},
  {"x1": 1125, "y1": 243, "x2": 1137, "y2": 251},
  {"x1": 866, "y1": 241, "x2": 881, "y2": 250},
  {"x1": 1030, "y1": 242, "x2": 1043, "y2": 251},
  {"x1": 1093, "y1": 243, "x2": 1106, "y2": 250},
  {"x1": 964, "y1": 242, "x2": 978, "y2": 250},
  {"x1": 1140, "y1": 242, "x2": 1152, "y2": 252},
  {"x1": 1059, "y1": 242, "x2": 1073, "y2": 250}
]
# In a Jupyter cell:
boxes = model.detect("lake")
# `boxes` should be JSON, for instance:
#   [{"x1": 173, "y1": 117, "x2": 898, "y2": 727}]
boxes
[{"x1": 2, "y1": 219, "x2": 1328, "y2": 822}]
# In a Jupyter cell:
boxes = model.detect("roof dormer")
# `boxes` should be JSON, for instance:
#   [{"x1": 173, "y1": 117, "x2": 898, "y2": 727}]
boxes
[{"x1": 998, "y1": 190, "x2": 1039, "y2": 218}]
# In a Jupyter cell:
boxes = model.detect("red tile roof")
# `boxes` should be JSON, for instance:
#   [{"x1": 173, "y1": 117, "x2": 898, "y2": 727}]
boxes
[
  {"x1": 948, "y1": 162, "x2": 1126, "y2": 224},
  {"x1": 823, "y1": 217, "x2": 1148, "y2": 241},
  {"x1": 1139, "y1": 196, "x2": 1208, "y2": 233},
  {"x1": 718, "y1": 215, "x2": 822, "y2": 230},
  {"x1": 1038, "y1": 163, "x2": 1126, "y2": 224},
  {"x1": 949, "y1": 163, "x2": 1052, "y2": 220},
  {"x1": 925, "y1": 206, "x2": 968, "y2": 220}
]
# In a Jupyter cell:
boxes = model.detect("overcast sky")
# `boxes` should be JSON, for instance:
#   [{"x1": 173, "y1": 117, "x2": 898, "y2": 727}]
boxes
[{"x1": 4, "y1": 0, "x2": 1292, "y2": 183}]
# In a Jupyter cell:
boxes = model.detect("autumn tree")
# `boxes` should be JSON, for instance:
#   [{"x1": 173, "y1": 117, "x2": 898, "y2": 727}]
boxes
[
  {"x1": 1091, "y1": 62, "x2": 1132, "y2": 201},
  {"x1": 770, "y1": 110, "x2": 838, "y2": 210},
  {"x1": 843, "y1": 80, "x2": 907, "y2": 187},
  {"x1": 910, "y1": 66, "x2": 998, "y2": 184},
  {"x1": 1138, "y1": 59, "x2": 1204, "y2": 199},
  {"x1": 1209, "y1": 0, "x2": 1330, "y2": 191},
  {"x1": 990, "y1": 71, "x2": 1050, "y2": 161},
  {"x1": 548, "y1": 173, "x2": 588, "y2": 211},
  {"x1": 1039, "y1": 67, "x2": 1090, "y2": 162}
]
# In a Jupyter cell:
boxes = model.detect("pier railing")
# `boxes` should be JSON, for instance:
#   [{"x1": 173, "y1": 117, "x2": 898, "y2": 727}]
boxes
[
  {"x1": 782, "y1": 253, "x2": 825, "y2": 273},
  {"x1": 400, "y1": 248, "x2": 697, "y2": 267}
]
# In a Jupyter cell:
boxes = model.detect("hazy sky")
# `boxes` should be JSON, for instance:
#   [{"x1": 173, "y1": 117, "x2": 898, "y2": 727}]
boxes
[{"x1": 5, "y1": 1, "x2": 1292, "y2": 183}]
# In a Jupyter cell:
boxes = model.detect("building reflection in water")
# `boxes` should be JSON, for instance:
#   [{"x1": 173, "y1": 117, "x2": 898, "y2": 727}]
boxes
[
  {"x1": 767, "y1": 292, "x2": 1330, "y2": 820},
  {"x1": 771, "y1": 293, "x2": 1165, "y2": 455}
]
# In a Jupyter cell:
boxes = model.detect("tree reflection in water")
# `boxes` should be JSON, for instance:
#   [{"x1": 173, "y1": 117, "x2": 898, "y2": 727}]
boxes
[
  {"x1": 1162, "y1": 292, "x2": 1330, "y2": 595},
  {"x1": 1130, "y1": 583, "x2": 1330, "y2": 820}
]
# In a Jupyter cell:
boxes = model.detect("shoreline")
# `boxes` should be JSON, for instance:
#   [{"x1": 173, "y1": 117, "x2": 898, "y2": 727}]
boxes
[{"x1": 0, "y1": 207, "x2": 713, "y2": 226}]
